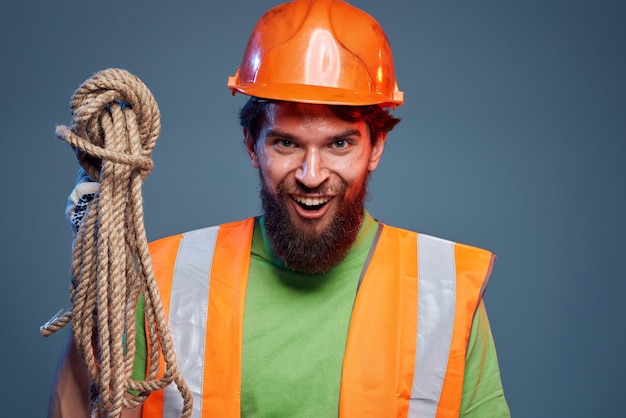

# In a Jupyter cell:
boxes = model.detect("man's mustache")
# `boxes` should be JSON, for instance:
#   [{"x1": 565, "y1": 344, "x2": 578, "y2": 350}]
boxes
[{"x1": 276, "y1": 180, "x2": 347, "y2": 196}]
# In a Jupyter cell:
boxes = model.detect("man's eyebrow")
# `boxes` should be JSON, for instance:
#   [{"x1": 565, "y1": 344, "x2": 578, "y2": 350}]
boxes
[
  {"x1": 265, "y1": 128, "x2": 298, "y2": 140},
  {"x1": 264, "y1": 128, "x2": 362, "y2": 141},
  {"x1": 331, "y1": 129, "x2": 362, "y2": 141}
]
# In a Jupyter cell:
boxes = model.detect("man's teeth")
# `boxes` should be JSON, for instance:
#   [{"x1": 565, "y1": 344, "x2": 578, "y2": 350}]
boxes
[{"x1": 294, "y1": 196, "x2": 331, "y2": 207}]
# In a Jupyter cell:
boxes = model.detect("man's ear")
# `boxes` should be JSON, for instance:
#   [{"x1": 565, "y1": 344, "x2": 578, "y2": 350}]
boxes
[
  {"x1": 368, "y1": 132, "x2": 387, "y2": 172},
  {"x1": 244, "y1": 128, "x2": 260, "y2": 169}
]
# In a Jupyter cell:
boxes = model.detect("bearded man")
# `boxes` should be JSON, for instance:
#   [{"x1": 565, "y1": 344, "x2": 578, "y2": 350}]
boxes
[{"x1": 48, "y1": 1, "x2": 510, "y2": 417}]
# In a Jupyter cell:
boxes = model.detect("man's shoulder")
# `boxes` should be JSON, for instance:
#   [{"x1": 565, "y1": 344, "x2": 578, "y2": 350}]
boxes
[
  {"x1": 148, "y1": 217, "x2": 256, "y2": 249},
  {"x1": 379, "y1": 222, "x2": 493, "y2": 256}
]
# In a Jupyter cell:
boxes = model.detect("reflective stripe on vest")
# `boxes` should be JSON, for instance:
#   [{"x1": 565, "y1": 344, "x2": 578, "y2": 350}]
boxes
[{"x1": 143, "y1": 219, "x2": 493, "y2": 418}]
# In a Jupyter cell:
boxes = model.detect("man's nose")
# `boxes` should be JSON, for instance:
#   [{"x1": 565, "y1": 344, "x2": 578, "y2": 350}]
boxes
[{"x1": 295, "y1": 148, "x2": 330, "y2": 188}]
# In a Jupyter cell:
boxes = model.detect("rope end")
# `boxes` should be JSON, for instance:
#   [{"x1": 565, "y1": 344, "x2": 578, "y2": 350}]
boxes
[{"x1": 40, "y1": 307, "x2": 72, "y2": 337}]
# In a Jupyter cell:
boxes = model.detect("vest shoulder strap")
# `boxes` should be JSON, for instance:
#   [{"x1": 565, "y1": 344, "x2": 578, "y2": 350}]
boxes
[{"x1": 143, "y1": 218, "x2": 255, "y2": 418}]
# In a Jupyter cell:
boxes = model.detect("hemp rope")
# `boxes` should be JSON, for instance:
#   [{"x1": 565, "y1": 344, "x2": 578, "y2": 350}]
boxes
[{"x1": 41, "y1": 68, "x2": 192, "y2": 418}]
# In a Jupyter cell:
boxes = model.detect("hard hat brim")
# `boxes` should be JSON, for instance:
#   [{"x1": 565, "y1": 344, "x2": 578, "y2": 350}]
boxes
[{"x1": 229, "y1": 79, "x2": 404, "y2": 107}]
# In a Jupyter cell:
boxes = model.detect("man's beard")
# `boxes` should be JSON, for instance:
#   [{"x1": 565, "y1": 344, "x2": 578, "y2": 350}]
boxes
[{"x1": 260, "y1": 173, "x2": 369, "y2": 275}]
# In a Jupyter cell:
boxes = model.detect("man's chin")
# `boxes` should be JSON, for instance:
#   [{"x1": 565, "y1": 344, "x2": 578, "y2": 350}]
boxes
[{"x1": 294, "y1": 217, "x2": 332, "y2": 237}]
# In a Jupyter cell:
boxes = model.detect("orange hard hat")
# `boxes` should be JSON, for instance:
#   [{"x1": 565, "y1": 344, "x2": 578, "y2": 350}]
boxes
[{"x1": 227, "y1": 0, "x2": 404, "y2": 107}]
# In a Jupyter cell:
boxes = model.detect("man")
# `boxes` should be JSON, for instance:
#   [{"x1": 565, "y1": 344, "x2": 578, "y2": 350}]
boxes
[{"x1": 49, "y1": 0, "x2": 510, "y2": 417}]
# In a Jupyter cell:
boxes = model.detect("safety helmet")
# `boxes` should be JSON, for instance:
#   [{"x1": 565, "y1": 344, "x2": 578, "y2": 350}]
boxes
[{"x1": 227, "y1": 0, "x2": 404, "y2": 107}]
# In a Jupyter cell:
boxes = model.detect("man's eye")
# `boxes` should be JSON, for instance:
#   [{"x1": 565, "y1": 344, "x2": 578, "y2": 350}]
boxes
[
  {"x1": 280, "y1": 139, "x2": 294, "y2": 147},
  {"x1": 333, "y1": 139, "x2": 348, "y2": 149}
]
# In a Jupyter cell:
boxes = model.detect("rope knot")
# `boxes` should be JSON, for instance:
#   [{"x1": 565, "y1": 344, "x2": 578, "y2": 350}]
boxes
[{"x1": 56, "y1": 68, "x2": 161, "y2": 180}]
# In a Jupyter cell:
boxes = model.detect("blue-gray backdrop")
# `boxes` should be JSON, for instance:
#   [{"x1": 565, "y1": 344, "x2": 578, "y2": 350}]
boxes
[{"x1": 1, "y1": 1, "x2": 624, "y2": 416}]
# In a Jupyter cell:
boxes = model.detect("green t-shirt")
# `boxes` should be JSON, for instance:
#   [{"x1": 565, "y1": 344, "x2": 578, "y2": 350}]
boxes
[
  {"x1": 128, "y1": 294, "x2": 147, "y2": 390},
  {"x1": 240, "y1": 213, "x2": 380, "y2": 416},
  {"x1": 460, "y1": 301, "x2": 510, "y2": 417}
]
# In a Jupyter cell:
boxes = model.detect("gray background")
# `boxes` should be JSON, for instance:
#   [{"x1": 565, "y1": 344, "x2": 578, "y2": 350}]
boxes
[{"x1": 1, "y1": 1, "x2": 624, "y2": 416}]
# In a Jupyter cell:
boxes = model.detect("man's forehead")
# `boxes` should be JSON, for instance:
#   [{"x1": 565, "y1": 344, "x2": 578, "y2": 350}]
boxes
[{"x1": 265, "y1": 101, "x2": 363, "y2": 126}]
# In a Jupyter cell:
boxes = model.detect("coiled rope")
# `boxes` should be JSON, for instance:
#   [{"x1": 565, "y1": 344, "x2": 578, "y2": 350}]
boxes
[{"x1": 41, "y1": 68, "x2": 192, "y2": 418}]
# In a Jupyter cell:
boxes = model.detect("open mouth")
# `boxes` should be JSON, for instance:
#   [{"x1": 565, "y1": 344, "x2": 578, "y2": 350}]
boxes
[{"x1": 293, "y1": 196, "x2": 332, "y2": 211}]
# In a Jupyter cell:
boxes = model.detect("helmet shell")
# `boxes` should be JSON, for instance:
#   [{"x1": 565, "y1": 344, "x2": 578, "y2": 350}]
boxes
[{"x1": 227, "y1": 0, "x2": 404, "y2": 107}]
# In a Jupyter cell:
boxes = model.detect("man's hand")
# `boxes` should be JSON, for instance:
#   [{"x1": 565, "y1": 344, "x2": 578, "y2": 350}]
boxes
[{"x1": 65, "y1": 168, "x2": 99, "y2": 245}]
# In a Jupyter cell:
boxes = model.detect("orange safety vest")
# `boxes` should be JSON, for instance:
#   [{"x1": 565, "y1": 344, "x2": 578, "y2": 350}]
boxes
[{"x1": 142, "y1": 218, "x2": 494, "y2": 418}]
